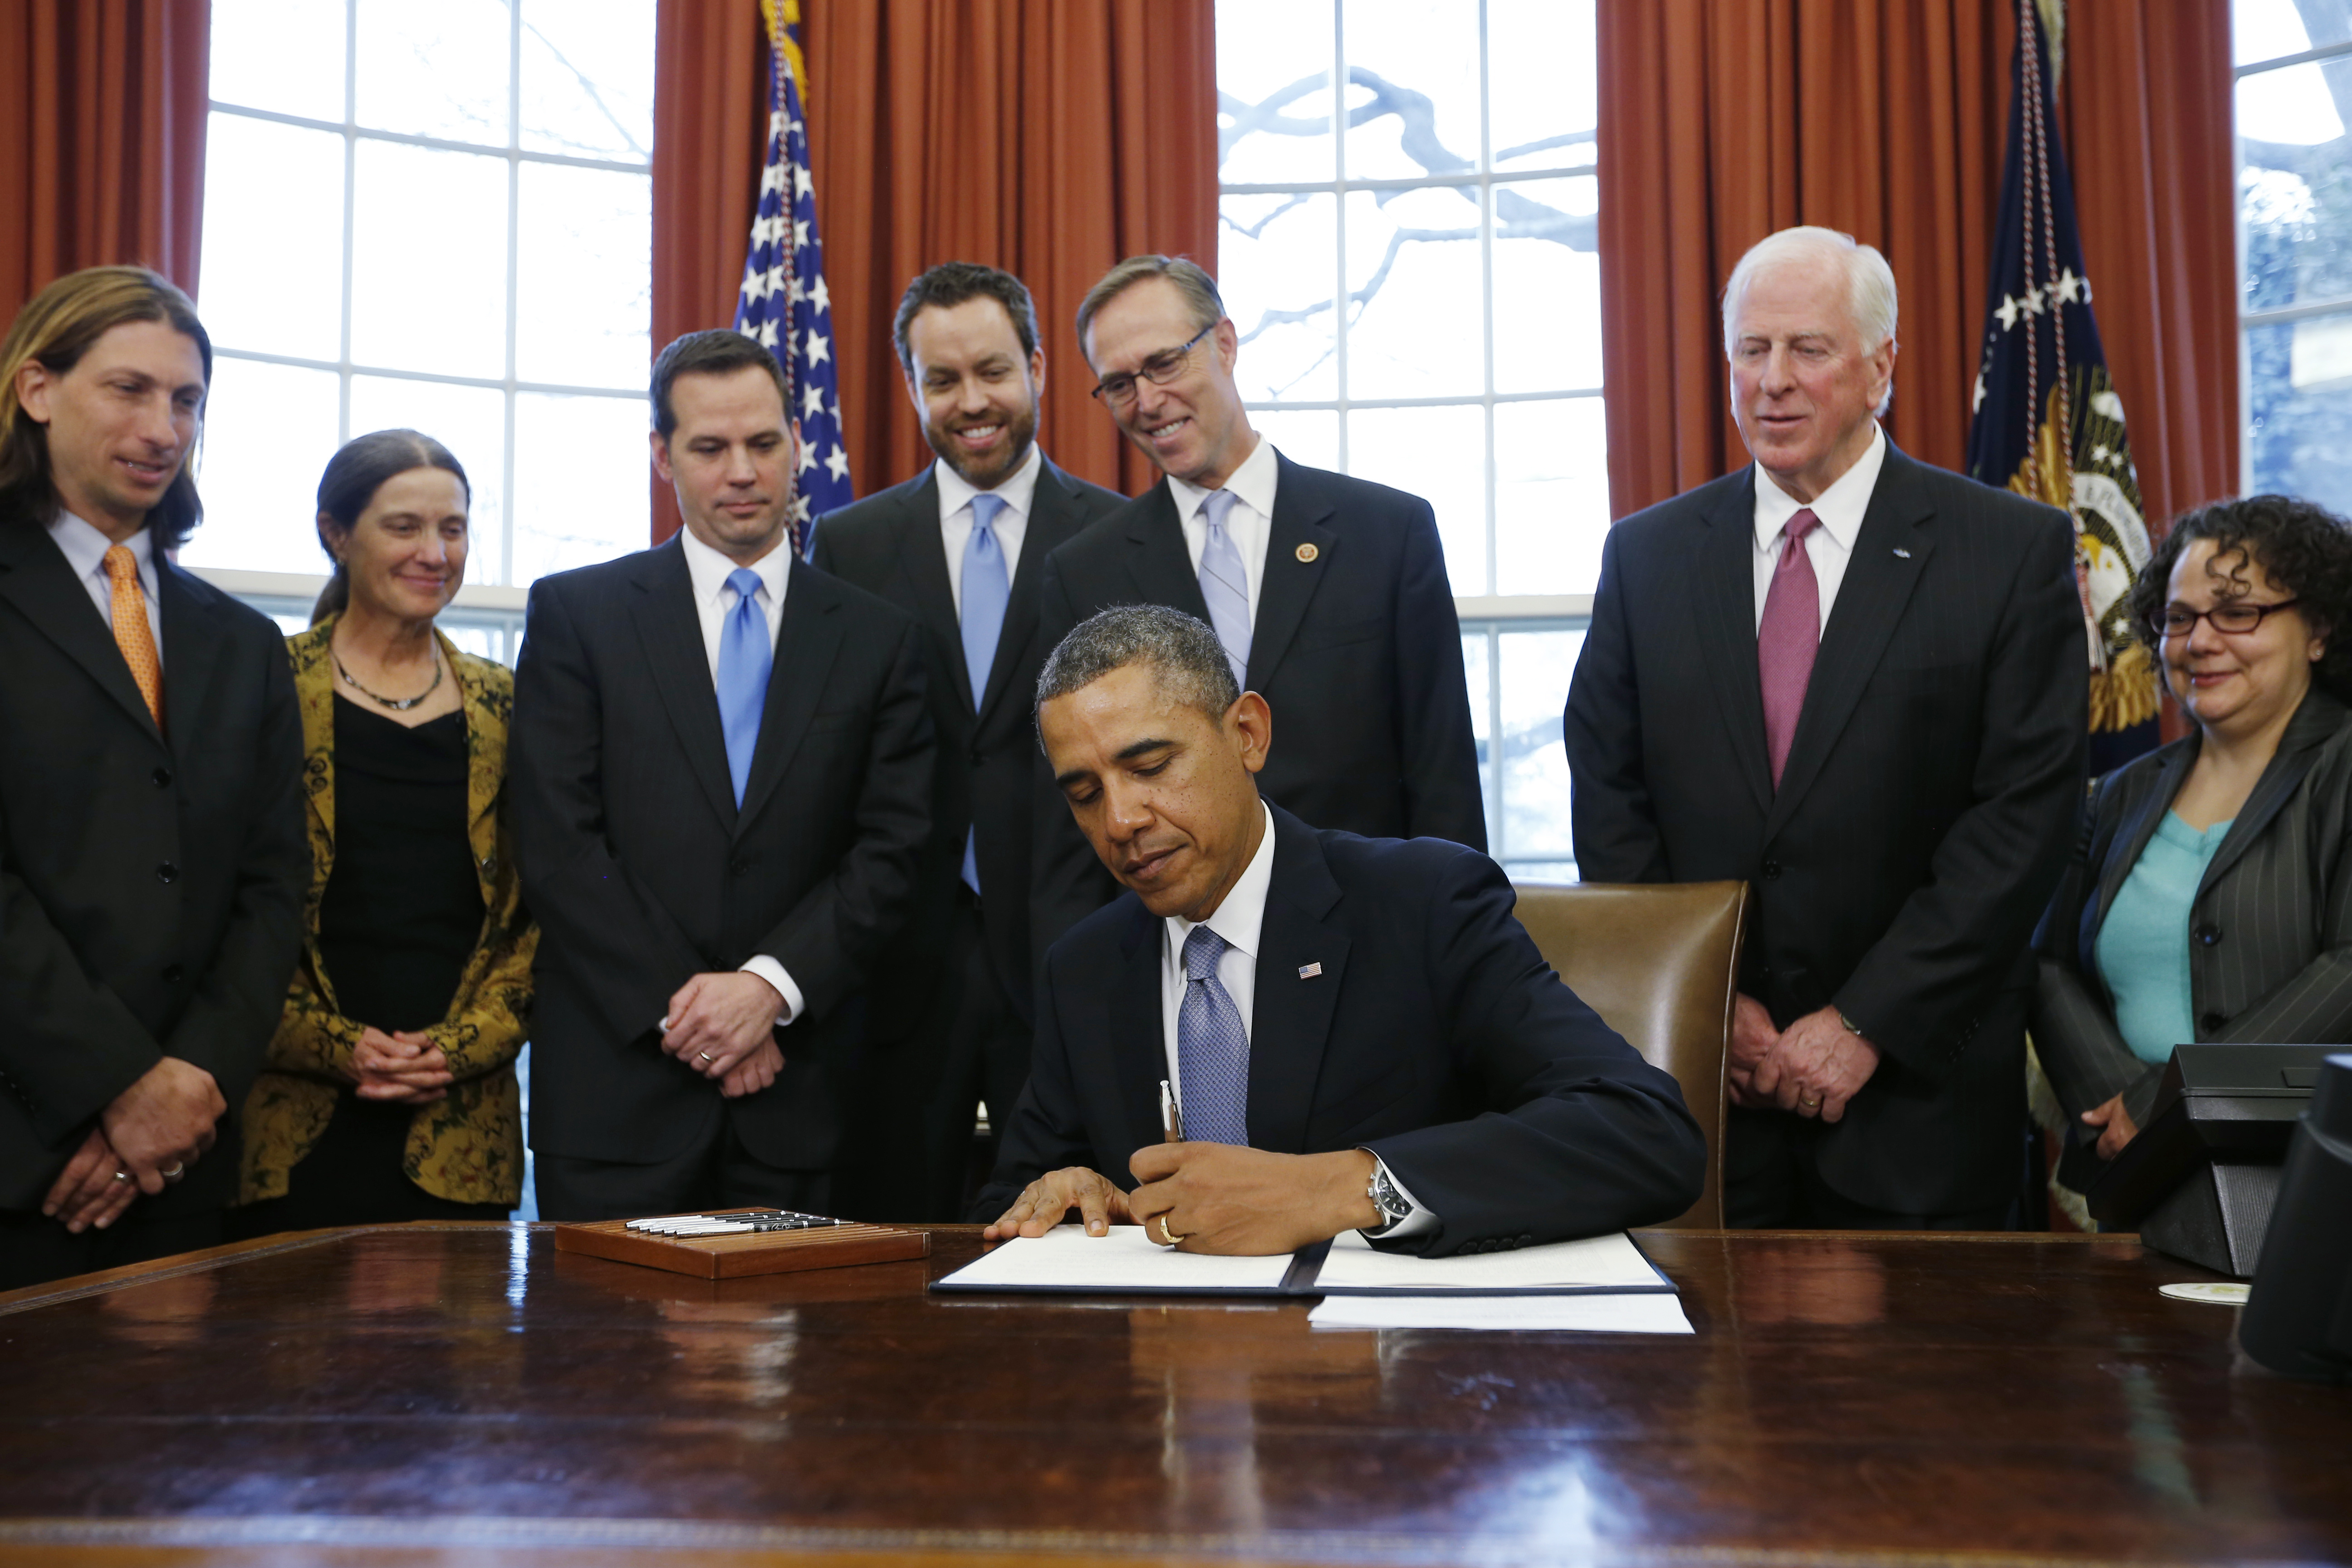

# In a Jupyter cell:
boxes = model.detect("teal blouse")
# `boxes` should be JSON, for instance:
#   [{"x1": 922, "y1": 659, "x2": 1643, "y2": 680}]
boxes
[{"x1": 2094, "y1": 811, "x2": 2234, "y2": 1066}]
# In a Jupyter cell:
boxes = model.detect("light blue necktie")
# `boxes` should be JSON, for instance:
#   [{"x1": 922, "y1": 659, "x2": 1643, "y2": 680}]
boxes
[
  {"x1": 959, "y1": 493, "x2": 1012, "y2": 894},
  {"x1": 1196, "y1": 489, "x2": 1250, "y2": 689},
  {"x1": 1178, "y1": 925, "x2": 1250, "y2": 1147},
  {"x1": 716, "y1": 567, "x2": 772, "y2": 807}
]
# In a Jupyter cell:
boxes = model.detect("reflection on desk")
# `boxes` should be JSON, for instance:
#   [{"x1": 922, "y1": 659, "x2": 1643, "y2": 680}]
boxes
[{"x1": 0, "y1": 1225, "x2": 2347, "y2": 1565}]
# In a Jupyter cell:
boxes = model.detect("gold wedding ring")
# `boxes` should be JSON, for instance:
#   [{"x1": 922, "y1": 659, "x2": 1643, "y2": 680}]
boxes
[
  {"x1": 111, "y1": 1170, "x2": 131, "y2": 1183},
  {"x1": 1155, "y1": 1215, "x2": 1186, "y2": 1246},
  {"x1": 697, "y1": 1050, "x2": 715, "y2": 1063}
]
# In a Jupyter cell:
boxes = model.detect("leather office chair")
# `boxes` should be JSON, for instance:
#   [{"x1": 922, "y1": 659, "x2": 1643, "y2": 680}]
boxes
[{"x1": 1512, "y1": 881, "x2": 1749, "y2": 1229}]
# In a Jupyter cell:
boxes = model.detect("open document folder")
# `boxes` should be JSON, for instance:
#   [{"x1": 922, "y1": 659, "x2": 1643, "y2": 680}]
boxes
[{"x1": 930, "y1": 1223, "x2": 1676, "y2": 1298}]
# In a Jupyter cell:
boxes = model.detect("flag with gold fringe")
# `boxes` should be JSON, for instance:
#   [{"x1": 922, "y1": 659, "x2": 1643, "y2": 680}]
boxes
[
  {"x1": 735, "y1": 0, "x2": 848, "y2": 555},
  {"x1": 1965, "y1": 0, "x2": 2158, "y2": 774}
]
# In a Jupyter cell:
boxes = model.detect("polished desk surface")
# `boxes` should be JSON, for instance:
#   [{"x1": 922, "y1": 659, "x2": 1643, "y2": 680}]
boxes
[{"x1": 0, "y1": 1225, "x2": 2345, "y2": 1567}]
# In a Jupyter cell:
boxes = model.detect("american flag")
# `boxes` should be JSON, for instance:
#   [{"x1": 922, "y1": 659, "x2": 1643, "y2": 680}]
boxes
[{"x1": 734, "y1": 7, "x2": 848, "y2": 554}]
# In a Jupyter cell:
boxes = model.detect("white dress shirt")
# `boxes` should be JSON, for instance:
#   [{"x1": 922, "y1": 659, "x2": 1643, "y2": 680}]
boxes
[
  {"x1": 1750, "y1": 422, "x2": 1887, "y2": 634},
  {"x1": 1166, "y1": 433, "x2": 1279, "y2": 627},
  {"x1": 673, "y1": 523, "x2": 804, "y2": 1026},
  {"x1": 935, "y1": 442, "x2": 1040, "y2": 614},
  {"x1": 46, "y1": 510, "x2": 164, "y2": 670},
  {"x1": 1156, "y1": 802, "x2": 1433, "y2": 1237}
]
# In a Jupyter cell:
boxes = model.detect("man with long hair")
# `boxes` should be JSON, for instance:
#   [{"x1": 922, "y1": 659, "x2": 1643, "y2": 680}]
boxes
[{"x1": 0, "y1": 266, "x2": 306, "y2": 1287}]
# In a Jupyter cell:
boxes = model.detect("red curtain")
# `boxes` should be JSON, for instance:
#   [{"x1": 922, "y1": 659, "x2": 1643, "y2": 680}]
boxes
[
  {"x1": 1596, "y1": 0, "x2": 2238, "y2": 529},
  {"x1": 0, "y1": 0, "x2": 210, "y2": 321},
  {"x1": 802, "y1": 0, "x2": 1219, "y2": 500},
  {"x1": 649, "y1": 0, "x2": 769, "y2": 544}
]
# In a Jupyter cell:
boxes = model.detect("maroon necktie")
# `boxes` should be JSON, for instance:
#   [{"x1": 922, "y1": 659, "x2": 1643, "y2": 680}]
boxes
[{"x1": 1758, "y1": 508, "x2": 1821, "y2": 789}]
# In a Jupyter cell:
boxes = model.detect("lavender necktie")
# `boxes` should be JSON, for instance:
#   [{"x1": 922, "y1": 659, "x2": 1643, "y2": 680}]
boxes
[
  {"x1": 1196, "y1": 489, "x2": 1250, "y2": 688},
  {"x1": 1757, "y1": 508, "x2": 1821, "y2": 789},
  {"x1": 1177, "y1": 925, "x2": 1250, "y2": 1147}
]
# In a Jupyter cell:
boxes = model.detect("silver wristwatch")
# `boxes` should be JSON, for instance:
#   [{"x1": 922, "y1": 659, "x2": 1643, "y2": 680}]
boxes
[{"x1": 1366, "y1": 1161, "x2": 1412, "y2": 1231}]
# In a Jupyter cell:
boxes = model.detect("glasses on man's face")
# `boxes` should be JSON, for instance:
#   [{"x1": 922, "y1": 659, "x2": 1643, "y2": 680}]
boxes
[
  {"x1": 2149, "y1": 598, "x2": 2303, "y2": 638},
  {"x1": 1089, "y1": 324, "x2": 1214, "y2": 406}
]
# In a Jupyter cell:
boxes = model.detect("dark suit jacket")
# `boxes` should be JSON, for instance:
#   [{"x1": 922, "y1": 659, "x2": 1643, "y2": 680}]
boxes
[
  {"x1": 977, "y1": 805, "x2": 1705, "y2": 1254},
  {"x1": 2034, "y1": 686, "x2": 2352, "y2": 1191},
  {"x1": 1031, "y1": 453, "x2": 1485, "y2": 965},
  {"x1": 0, "y1": 506, "x2": 307, "y2": 1213},
  {"x1": 808, "y1": 455, "x2": 1124, "y2": 1025},
  {"x1": 510, "y1": 540, "x2": 933, "y2": 1171},
  {"x1": 1563, "y1": 443, "x2": 2087, "y2": 1213}
]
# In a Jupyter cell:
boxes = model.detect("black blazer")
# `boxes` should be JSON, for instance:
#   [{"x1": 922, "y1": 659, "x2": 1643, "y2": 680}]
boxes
[
  {"x1": 808, "y1": 455, "x2": 1124, "y2": 1024},
  {"x1": 977, "y1": 805, "x2": 1705, "y2": 1254},
  {"x1": 1563, "y1": 444, "x2": 2087, "y2": 1213},
  {"x1": 2034, "y1": 686, "x2": 2352, "y2": 1190},
  {"x1": 510, "y1": 540, "x2": 933, "y2": 1171},
  {"x1": 0, "y1": 508, "x2": 307, "y2": 1213},
  {"x1": 1030, "y1": 452, "x2": 1486, "y2": 964}
]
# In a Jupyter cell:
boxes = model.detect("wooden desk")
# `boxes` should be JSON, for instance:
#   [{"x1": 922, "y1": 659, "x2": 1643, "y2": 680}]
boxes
[{"x1": 0, "y1": 1226, "x2": 2345, "y2": 1566}]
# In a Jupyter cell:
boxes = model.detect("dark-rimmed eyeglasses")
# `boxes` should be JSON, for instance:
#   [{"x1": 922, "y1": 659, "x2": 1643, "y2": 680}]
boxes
[
  {"x1": 1089, "y1": 324, "x2": 1214, "y2": 405},
  {"x1": 2148, "y1": 599, "x2": 2303, "y2": 638}
]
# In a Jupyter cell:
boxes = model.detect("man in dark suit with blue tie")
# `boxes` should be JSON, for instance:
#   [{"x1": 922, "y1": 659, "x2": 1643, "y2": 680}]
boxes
[
  {"x1": 809, "y1": 263, "x2": 1123, "y2": 1221},
  {"x1": 512, "y1": 330, "x2": 933, "y2": 1221},
  {"x1": 1029, "y1": 256, "x2": 1486, "y2": 968},
  {"x1": 978, "y1": 605, "x2": 1701, "y2": 1256}
]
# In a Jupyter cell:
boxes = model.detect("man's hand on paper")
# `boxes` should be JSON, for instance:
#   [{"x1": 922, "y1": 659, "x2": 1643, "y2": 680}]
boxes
[
  {"x1": 983, "y1": 1166, "x2": 1138, "y2": 1240},
  {"x1": 1126, "y1": 1142, "x2": 1382, "y2": 1256}
]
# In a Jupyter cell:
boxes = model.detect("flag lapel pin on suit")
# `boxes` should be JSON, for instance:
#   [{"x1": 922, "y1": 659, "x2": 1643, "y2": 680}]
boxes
[{"x1": 1298, "y1": 962, "x2": 1323, "y2": 979}]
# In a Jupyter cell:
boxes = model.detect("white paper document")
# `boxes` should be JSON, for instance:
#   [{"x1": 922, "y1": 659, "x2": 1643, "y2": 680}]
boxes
[
  {"x1": 932, "y1": 1224, "x2": 1296, "y2": 1294},
  {"x1": 1308, "y1": 1293, "x2": 1695, "y2": 1334},
  {"x1": 1312, "y1": 1227, "x2": 1672, "y2": 1294}
]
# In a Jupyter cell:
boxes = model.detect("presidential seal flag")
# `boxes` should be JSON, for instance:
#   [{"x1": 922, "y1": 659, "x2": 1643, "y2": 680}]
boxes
[
  {"x1": 1965, "y1": 0, "x2": 2157, "y2": 773},
  {"x1": 735, "y1": 0, "x2": 849, "y2": 554}
]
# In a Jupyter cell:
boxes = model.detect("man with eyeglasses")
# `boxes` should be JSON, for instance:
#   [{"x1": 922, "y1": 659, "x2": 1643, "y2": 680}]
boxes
[
  {"x1": 1564, "y1": 226, "x2": 2086, "y2": 1231},
  {"x1": 1029, "y1": 255, "x2": 1484, "y2": 965},
  {"x1": 808, "y1": 263, "x2": 1123, "y2": 1223}
]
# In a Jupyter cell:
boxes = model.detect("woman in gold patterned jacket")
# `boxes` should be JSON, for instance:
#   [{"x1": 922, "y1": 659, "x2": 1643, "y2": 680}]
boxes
[{"x1": 230, "y1": 430, "x2": 534, "y2": 1235}]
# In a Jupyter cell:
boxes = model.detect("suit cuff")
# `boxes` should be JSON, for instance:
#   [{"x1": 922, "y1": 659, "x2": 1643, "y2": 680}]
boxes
[
  {"x1": 1358, "y1": 1152, "x2": 1440, "y2": 1239},
  {"x1": 738, "y1": 957, "x2": 803, "y2": 1027}
]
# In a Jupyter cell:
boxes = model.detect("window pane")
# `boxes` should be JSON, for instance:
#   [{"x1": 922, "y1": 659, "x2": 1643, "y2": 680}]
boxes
[
  {"x1": 1460, "y1": 627, "x2": 1496, "y2": 833},
  {"x1": 349, "y1": 142, "x2": 510, "y2": 379},
  {"x1": 1344, "y1": 403, "x2": 1485, "y2": 595},
  {"x1": 515, "y1": 163, "x2": 651, "y2": 389},
  {"x1": 198, "y1": 115, "x2": 345, "y2": 363},
  {"x1": 1343, "y1": 186, "x2": 1483, "y2": 399},
  {"x1": 512, "y1": 392, "x2": 648, "y2": 581},
  {"x1": 210, "y1": 0, "x2": 345, "y2": 122},
  {"x1": 1494, "y1": 398, "x2": 1608, "y2": 594},
  {"x1": 347, "y1": 377, "x2": 510, "y2": 584},
  {"x1": 355, "y1": 0, "x2": 510, "y2": 145},
  {"x1": 1222, "y1": 192, "x2": 1340, "y2": 402},
  {"x1": 1491, "y1": 176, "x2": 1601, "y2": 393},
  {"x1": 2236, "y1": 0, "x2": 2352, "y2": 65},
  {"x1": 519, "y1": 0, "x2": 655, "y2": 162},
  {"x1": 1250, "y1": 409, "x2": 1339, "y2": 473},
  {"x1": 2237, "y1": 62, "x2": 2350, "y2": 151},
  {"x1": 182, "y1": 359, "x2": 342, "y2": 575},
  {"x1": 2239, "y1": 83, "x2": 2352, "y2": 314},
  {"x1": 1341, "y1": 0, "x2": 1480, "y2": 181},
  {"x1": 1498, "y1": 628, "x2": 1581, "y2": 862},
  {"x1": 1489, "y1": 0, "x2": 1596, "y2": 174},
  {"x1": 2247, "y1": 316, "x2": 2352, "y2": 514},
  {"x1": 1215, "y1": 0, "x2": 1337, "y2": 184}
]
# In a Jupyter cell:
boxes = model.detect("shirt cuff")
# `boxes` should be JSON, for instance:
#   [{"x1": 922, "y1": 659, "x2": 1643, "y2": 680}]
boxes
[
  {"x1": 737, "y1": 956, "x2": 802, "y2": 1027},
  {"x1": 1359, "y1": 1152, "x2": 1439, "y2": 1240}
]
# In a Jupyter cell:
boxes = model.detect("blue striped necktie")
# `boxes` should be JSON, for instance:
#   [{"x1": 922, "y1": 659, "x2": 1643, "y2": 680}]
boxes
[
  {"x1": 959, "y1": 493, "x2": 1011, "y2": 893},
  {"x1": 716, "y1": 567, "x2": 772, "y2": 807},
  {"x1": 1196, "y1": 489, "x2": 1250, "y2": 688},
  {"x1": 1178, "y1": 925, "x2": 1250, "y2": 1146}
]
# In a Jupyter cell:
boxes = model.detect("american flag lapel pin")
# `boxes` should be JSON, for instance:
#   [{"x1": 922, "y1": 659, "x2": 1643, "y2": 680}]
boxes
[
  {"x1": 1893, "y1": 546, "x2": 1913, "y2": 558},
  {"x1": 1298, "y1": 962, "x2": 1323, "y2": 979}
]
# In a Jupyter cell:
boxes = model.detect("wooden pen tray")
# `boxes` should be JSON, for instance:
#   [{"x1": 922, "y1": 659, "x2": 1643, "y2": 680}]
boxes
[{"x1": 552, "y1": 1211, "x2": 931, "y2": 1279}]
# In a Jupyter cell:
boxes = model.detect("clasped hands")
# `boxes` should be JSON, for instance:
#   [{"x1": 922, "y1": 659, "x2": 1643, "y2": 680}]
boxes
[
  {"x1": 40, "y1": 1057, "x2": 225, "y2": 1235},
  {"x1": 658, "y1": 971, "x2": 787, "y2": 1098},
  {"x1": 983, "y1": 1142, "x2": 1382, "y2": 1256},
  {"x1": 1730, "y1": 995, "x2": 1880, "y2": 1122}
]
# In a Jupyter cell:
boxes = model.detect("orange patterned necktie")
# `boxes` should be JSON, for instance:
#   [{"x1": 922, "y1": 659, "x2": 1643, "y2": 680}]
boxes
[{"x1": 102, "y1": 545, "x2": 164, "y2": 728}]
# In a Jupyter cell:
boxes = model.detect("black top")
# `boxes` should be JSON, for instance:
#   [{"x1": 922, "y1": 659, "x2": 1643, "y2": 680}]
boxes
[{"x1": 318, "y1": 698, "x2": 482, "y2": 1033}]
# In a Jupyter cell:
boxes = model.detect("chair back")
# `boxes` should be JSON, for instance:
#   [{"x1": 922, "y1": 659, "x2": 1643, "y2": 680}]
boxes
[{"x1": 1511, "y1": 880, "x2": 1749, "y2": 1229}]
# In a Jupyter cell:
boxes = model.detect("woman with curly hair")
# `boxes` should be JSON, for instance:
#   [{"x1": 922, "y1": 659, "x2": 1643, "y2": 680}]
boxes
[
  {"x1": 228, "y1": 430, "x2": 535, "y2": 1235},
  {"x1": 2034, "y1": 493, "x2": 2352, "y2": 1188}
]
